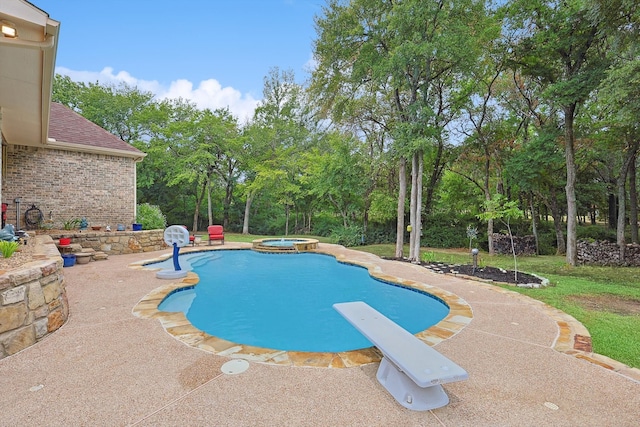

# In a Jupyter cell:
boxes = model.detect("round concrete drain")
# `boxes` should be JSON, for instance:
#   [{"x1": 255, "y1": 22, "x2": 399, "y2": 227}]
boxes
[{"x1": 221, "y1": 359, "x2": 250, "y2": 375}]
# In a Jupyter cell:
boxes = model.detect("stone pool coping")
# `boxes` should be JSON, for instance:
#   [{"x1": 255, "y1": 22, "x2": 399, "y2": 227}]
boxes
[{"x1": 130, "y1": 243, "x2": 473, "y2": 368}]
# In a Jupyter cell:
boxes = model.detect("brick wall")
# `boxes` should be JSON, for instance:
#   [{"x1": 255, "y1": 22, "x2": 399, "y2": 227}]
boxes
[{"x1": 2, "y1": 145, "x2": 137, "y2": 230}]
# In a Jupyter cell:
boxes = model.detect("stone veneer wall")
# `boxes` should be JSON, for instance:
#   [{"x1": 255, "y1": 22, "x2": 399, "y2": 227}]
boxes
[
  {"x1": 0, "y1": 236, "x2": 68, "y2": 360},
  {"x1": 2, "y1": 144, "x2": 137, "y2": 230},
  {"x1": 577, "y1": 240, "x2": 640, "y2": 266},
  {"x1": 46, "y1": 229, "x2": 167, "y2": 255},
  {"x1": 491, "y1": 233, "x2": 537, "y2": 256}
]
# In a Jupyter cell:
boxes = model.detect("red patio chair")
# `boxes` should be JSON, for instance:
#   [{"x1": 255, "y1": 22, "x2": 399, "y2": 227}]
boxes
[{"x1": 208, "y1": 225, "x2": 224, "y2": 245}]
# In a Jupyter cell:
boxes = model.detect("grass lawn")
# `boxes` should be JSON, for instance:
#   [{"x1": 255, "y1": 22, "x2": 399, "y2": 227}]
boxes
[{"x1": 225, "y1": 236, "x2": 639, "y2": 369}]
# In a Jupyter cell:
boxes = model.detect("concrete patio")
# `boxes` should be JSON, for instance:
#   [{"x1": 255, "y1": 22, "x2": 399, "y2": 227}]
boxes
[{"x1": 1, "y1": 243, "x2": 638, "y2": 426}]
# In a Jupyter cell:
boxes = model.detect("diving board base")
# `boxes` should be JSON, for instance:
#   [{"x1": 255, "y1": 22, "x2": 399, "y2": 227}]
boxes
[{"x1": 377, "y1": 357, "x2": 449, "y2": 411}]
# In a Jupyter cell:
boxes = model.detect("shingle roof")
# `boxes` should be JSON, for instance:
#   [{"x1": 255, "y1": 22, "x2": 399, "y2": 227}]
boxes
[{"x1": 47, "y1": 102, "x2": 144, "y2": 156}]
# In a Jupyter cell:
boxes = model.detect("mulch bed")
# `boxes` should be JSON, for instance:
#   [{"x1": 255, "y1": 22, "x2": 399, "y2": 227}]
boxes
[{"x1": 383, "y1": 257, "x2": 543, "y2": 286}]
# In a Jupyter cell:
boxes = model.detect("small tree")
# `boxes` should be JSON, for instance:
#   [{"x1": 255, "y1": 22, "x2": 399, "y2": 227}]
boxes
[
  {"x1": 477, "y1": 194, "x2": 524, "y2": 281},
  {"x1": 466, "y1": 224, "x2": 478, "y2": 252}
]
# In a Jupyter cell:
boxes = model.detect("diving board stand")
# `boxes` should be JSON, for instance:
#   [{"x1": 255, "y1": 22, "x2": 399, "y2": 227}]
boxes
[{"x1": 333, "y1": 301, "x2": 468, "y2": 411}]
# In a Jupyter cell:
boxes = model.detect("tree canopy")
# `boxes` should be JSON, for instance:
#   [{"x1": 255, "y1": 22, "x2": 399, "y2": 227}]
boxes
[{"x1": 50, "y1": 0, "x2": 640, "y2": 263}]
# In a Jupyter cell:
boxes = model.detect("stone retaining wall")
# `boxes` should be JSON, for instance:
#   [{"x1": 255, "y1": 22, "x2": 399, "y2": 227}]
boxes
[
  {"x1": 491, "y1": 233, "x2": 537, "y2": 256},
  {"x1": 577, "y1": 240, "x2": 640, "y2": 266},
  {"x1": 44, "y1": 229, "x2": 167, "y2": 255},
  {"x1": 0, "y1": 236, "x2": 68, "y2": 360}
]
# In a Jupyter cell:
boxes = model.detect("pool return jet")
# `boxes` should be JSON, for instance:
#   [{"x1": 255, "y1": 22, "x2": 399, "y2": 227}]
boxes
[{"x1": 156, "y1": 225, "x2": 191, "y2": 279}]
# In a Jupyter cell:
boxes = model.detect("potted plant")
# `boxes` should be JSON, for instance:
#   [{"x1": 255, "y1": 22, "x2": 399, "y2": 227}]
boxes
[
  {"x1": 61, "y1": 253, "x2": 76, "y2": 267},
  {"x1": 0, "y1": 241, "x2": 20, "y2": 258},
  {"x1": 62, "y1": 218, "x2": 81, "y2": 231}
]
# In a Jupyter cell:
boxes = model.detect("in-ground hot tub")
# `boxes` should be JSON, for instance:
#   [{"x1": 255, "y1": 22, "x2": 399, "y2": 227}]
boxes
[{"x1": 252, "y1": 237, "x2": 319, "y2": 252}]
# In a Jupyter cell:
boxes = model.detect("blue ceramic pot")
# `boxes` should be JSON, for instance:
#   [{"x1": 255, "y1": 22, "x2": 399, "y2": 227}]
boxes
[{"x1": 62, "y1": 253, "x2": 76, "y2": 267}]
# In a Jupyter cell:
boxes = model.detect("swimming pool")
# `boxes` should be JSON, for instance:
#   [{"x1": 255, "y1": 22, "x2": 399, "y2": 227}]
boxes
[{"x1": 157, "y1": 250, "x2": 449, "y2": 353}]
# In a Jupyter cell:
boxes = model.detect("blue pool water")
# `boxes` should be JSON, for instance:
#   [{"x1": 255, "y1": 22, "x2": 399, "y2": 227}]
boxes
[{"x1": 158, "y1": 250, "x2": 449, "y2": 353}]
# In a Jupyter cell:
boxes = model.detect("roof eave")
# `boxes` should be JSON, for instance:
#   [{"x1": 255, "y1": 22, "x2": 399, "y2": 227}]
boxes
[
  {"x1": 46, "y1": 139, "x2": 147, "y2": 162},
  {"x1": 41, "y1": 18, "x2": 60, "y2": 145}
]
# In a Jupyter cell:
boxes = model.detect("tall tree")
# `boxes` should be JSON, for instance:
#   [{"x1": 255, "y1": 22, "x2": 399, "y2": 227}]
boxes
[
  {"x1": 306, "y1": 131, "x2": 367, "y2": 227},
  {"x1": 312, "y1": 0, "x2": 493, "y2": 261},
  {"x1": 504, "y1": 0, "x2": 610, "y2": 265},
  {"x1": 242, "y1": 68, "x2": 313, "y2": 235}
]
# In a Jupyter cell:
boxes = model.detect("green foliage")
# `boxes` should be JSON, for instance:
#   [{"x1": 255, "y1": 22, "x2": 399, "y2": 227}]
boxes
[
  {"x1": 422, "y1": 250, "x2": 437, "y2": 263},
  {"x1": 310, "y1": 213, "x2": 342, "y2": 237},
  {"x1": 47, "y1": 0, "x2": 640, "y2": 260},
  {"x1": 368, "y1": 191, "x2": 398, "y2": 224},
  {"x1": 136, "y1": 203, "x2": 167, "y2": 230},
  {"x1": 421, "y1": 214, "x2": 480, "y2": 248},
  {"x1": 577, "y1": 225, "x2": 617, "y2": 242},
  {"x1": 330, "y1": 225, "x2": 364, "y2": 247},
  {"x1": 362, "y1": 223, "x2": 397, "y2": 245},
  {"x1": 0, "y1": 241, "x2": 20, "y2": 258},
  {"x1": 62, "y1": 218, "x2": 81, "y2": 231}
]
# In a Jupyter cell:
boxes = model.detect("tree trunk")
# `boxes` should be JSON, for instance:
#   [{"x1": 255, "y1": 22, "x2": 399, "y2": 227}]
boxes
[
  {"x1": 483, "y1": 146, "x2": 494, "y2": 255},
  {"x1": 242, "y1": 192, "x2": 253, "y2": 234},
  {"x1": 529, "y1": 192, "x2": 539, "y2": 255},
  {"x1": 617, "y1": 171, "x2": 627, "y2": 262},
  {"x1": 608, "y1": 192, "x2": 617, "y2": 229},
  {"x1": 223, "y1": 179, "x2": 233, "y2": 230},
  {"x1": 617, "y1": 139, "x2": 639, "y2": 259},
  {"x1": 207, "y1": 177, "x2": 213, "y2": 227},
  {"x1": 192, "y1": 179, "x2": 207, "y2": 232},
  {"x1": 395, "y1": 157, "x2": 407, "y2": 258},
  {"x1": 412, "y1": 150, "x2": 424, "y2": 262},
  {"x1": 546, "y1": 187, "x2": 566, "y2": 255},
  {"x1": 630, "y1": 153, "x2": 638, "y2": 244},
  {"x1": 423, "y1": 141, "x2": 445, "y2": 216},
  {"x1": 409, "y1": 153, "x2": 418, "y2": 260},
  {"x1": 564, "y1": 104, "x2": 578, "y2": 266},
  {"x1": 285, "y1": 205, "x2": 290, "y2": 236}
]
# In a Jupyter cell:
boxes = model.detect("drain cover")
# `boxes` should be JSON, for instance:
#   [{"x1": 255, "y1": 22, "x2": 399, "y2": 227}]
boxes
[{"x1": 221, "y1": 359, "x2": 250, "y2": 375}]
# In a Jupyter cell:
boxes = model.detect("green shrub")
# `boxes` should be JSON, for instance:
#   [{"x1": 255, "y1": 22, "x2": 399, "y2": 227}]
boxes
[
  {"x1": 330, "y1": 225, "x2": 364, "y2": 247},
  {"x1": 136, "y1": 203, "x2": 167, "y2": 230},
  {"x1": 0, "y1": 241, "x2": 20, "y2": 258},
  {"x1": 577, "y1": 224, "x2": 617, "y2": 242},
  {"x1": 421, "y1": 214, "x2": 478, "y2": 248},
  {"x1": 311, "y1": 213, "x2": 342, "y2": 237}
]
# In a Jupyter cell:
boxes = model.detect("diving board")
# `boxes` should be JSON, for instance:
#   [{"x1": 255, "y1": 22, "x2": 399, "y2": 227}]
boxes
[{"x1": 333, "y1": 301, "x2": 468, "y2": 411}]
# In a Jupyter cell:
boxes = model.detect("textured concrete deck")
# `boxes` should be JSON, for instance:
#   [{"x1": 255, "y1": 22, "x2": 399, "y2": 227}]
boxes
[{"x1": 1, "y1": 243, "x2": 638, "y2": 426}]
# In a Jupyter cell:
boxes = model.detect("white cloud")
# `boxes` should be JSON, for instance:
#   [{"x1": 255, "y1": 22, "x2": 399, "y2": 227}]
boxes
[
  {"x1": 55, "y1": 66, "x2": 259, "y2": 123},
  {"x1": 303, "y1": 53, "x2": 317, "y2": 74}
]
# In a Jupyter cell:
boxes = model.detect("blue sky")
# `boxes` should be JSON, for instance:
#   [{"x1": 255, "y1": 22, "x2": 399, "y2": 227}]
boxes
[{"x1": 34, "y1": 0, "x2": 323, "y2": 121}]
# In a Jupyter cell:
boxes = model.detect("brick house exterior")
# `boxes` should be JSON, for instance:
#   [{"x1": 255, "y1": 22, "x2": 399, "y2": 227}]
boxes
[{"x1": 2, "y1": 102, "x2": 145, "y2": 230}]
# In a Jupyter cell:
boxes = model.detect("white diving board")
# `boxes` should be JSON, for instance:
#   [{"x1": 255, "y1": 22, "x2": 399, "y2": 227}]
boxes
[{"x1": 333, "y1": 301, "x2": 468, "y2": 411}]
